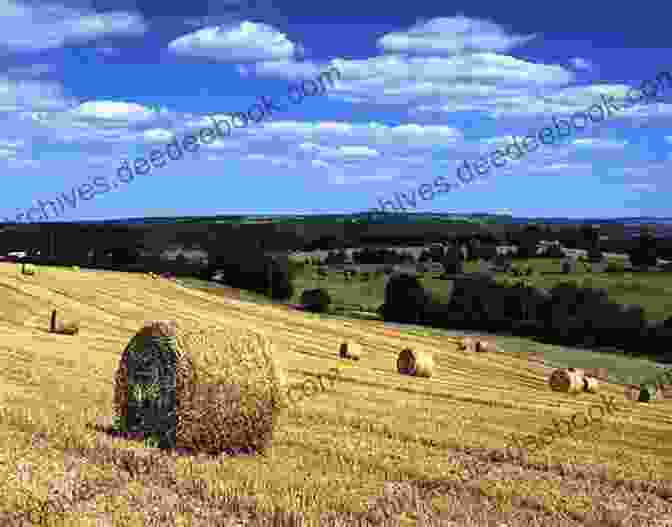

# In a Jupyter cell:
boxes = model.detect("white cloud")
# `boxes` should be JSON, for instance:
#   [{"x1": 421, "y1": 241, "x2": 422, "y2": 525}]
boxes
[
  {"x1": 143, "y1": 129, "x2": 176, "y2": 143},
  {"x1": 572, "y1": 138, "x2": 628, "y2": 149},
  {"x1": 168, "y1": 21, "x2": 296, "y2": 62},
  {"x1": 569, "y1": 57, "x2": 593, "y2": 71},
  {"x1": 69, "y1": 101, "x2": 158, "y2": 125},
  {"x1": 377, "y1": 15, "x2": 536, "y2": 56},
  {"x1": 534, "y1": 163, "x2": 593, "y2": 173},
  {"x1": 665, "y1": 136, "x2": 672, "y2": 144},
  {"x1": 0, "y1": 1, "x2": 147, "y2": 51},
  {"x1": 0, "y1": 76, "x2": 76, "y2": 112},
  {"x1": 319, "y1": 145, "x2": 381, "y2": 161},
  {"x1": 238, "y1": 60, "x2": 324, "y2": 79},
  {"x1": 311, "y1": 159, "x2": 329, "y2": 169}
]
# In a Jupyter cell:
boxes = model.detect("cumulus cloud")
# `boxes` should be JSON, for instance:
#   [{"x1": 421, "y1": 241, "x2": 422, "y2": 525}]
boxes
[
  {"x1": 377, "y1": 15, "x2": 536, "y2": 56},
  {"x1": 168, "y1": 21, "x2": 296, "y2": 62},
  {"x1": 0, "y1": 0, "x2": 147, "y2": 51}
]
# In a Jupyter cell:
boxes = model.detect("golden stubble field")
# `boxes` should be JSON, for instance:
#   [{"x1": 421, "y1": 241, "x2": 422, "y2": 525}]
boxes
[{"x1": 0, "y1": 263, "x2": 670, "y2": 526}]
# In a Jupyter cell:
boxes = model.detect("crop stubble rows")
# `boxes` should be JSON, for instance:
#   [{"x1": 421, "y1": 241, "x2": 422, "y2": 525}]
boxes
[{"x1": 0, "y1": 265, "x2": 669, "y2": 525}]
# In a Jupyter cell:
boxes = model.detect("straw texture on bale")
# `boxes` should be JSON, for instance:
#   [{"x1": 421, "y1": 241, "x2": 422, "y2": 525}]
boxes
[
  {"x1": 113, "y1": 322, "x2": 285, "y2": 454},
  {"x1": 397, "y1": 348, "x2": 434, "y2": 378},
  {"x1": 49, "y1": 310, "x2": 80, "y2": 335},
  {"x1": 339, "y1": 341, "x2": 361, "y2": 360},
  {"x1": 549, "y1": 368, "x2": 584, "y2": 394},
  {"x1": 175, "y1": 326, "x2": 285, "y2": 454},
  {"x1": 583, "y1": 376, "x2": 599, "y2": 393}
]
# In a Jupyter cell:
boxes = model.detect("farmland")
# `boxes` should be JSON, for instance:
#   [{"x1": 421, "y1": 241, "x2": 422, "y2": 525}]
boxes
[
  {"x1": 290, "y1": 256, "x2": 672, "y2": 325},
  {"x1": 0, "y1": 262, "x2": 670, "y2": 525}
]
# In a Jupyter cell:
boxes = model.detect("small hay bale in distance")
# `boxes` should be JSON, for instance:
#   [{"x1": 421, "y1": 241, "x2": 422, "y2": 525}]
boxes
[
  {"x1": 583, "y1": 376, "x2": 599, "y2": 393},
  {"x1": 20, "y1": 263, "x2": 35, "y2": 276},
  {"x1": 549, "y1": 368, "x2": 584, "y2": 394},
  {"x1": 339, "y1": 341, "x2": 361, "y2": 360},
  {"x1": 113, "y1": 321, "x2": 285, "y2": 455},
  {"x1": 49, "y1": 309, "x2": 80, "y2": 335},
  {"x1": 458, "y1": 337, "x2": 476, "y2": 352},
  {"x1": 567, "y1": 367, "x2": 585, "y2": 378},
  {"x1": 475, "y1": 340, "x2": 500, "y2": 353},
  {"x1": 397, "y1": 348, "x2": 434, "y2": 378}
]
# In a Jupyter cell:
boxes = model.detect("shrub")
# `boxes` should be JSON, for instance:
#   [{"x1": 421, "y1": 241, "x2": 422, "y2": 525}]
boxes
[
  {"x1": 384, "y1": 273, "x2": 428, "y2": 323},
  {"x1": 267, "y1": 257, "x2": 294, "y2": 300},
  {"x1": 301, "y1": 288, "x2": 331, "y2": 312},
  {"x1": 606, "y1": 260, "x2": 626, "y2": 273}
]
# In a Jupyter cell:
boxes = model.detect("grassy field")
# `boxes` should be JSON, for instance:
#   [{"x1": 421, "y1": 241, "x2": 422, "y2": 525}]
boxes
[
  {"x1": 292, "y1": 257, "x2": 672, "y2": 323},
  {"x1": 0, "y1": 262, "x2": 671, "y2": 525}
]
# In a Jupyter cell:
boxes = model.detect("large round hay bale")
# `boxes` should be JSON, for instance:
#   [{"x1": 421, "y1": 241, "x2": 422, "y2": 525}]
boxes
[
  {"x1": 113, "y1": 322, "x2": 284, "y2": 454},
  {"x1": 339, "y1": 341, "x2": 361, "y2": 360},
  {"x1": 174, "y1": 325, "x2": 285, "y2": 454},
  {"x1": 583, "y1": 376, "x2": 599, "y2": 393},
  {"x1": 549, "y1": 368, "x2": 584, "y2": 394},
  {"x1": 397, "y1": 348, "x2": 434, "y2": 378}
]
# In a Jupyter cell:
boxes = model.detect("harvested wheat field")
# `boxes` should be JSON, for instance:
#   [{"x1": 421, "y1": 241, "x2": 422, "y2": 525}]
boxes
[{"x1": 0, "y1": 262, "x2": 670, "y2": 526}]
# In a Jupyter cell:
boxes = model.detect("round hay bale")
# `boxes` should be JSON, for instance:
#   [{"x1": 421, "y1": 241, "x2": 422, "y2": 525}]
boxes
[
  {"x1": 339, "y1": 341, "x2": 361, "y2": 360},
  {"x1": 397, "y1": 348, "x2": 434, "y2": 378},
  {"x1": 21, "y1": 263, "x2": 35, "y2": 276},
  {"x1": 567, "y1": 367, "x2": 585, "y2": 378},
  {"x1": 583, "y1": 376, "x2": 599, "y2": 393},
  {"x1": 458, "y1": 337, "x2": 476, "y2": 352},
  {"x1": 176, "y1": 326, "x2": 285, "y2": 454},
  {"x1": 549, "y1": 368, "x2": 584, "y2": 394},
  {"x1": 475, "y1": 340, "x2": 499, "y2": 353},
  {"x1": 49, "y1": 309, "x2": 80, "y2": 335}
]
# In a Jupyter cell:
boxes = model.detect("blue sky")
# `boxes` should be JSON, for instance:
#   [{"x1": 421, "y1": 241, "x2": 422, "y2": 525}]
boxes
[{"x1": 1, "y1": 0, "x2": 671, "y2": 222}]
